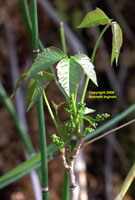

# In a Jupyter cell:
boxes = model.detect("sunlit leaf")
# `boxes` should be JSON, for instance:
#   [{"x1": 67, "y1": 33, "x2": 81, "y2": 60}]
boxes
[
  {"x1": 84, "y1": 107, "x2": 95, "y2": 115},
  {"x1": 111, "y1": 22, "x2": 123, "y2": 65},
  {"x1": 27, "y1": 72, "x2": 54, "y2": 111},
  {"x1": 27, "y1": 46, "x2": 66, "y2": 77},
  {"x1": 72, "y1": 54, "x2": 98, "y2": 86},
  {"x1": 10, "y1": 72, "x2": 28, "y2": 99},
  {"x1": 56, "y1": 57, "x2": 84, "y2": 96},
  {"x1": 77, "y1": 7, "x2": 110, "y2": 28}
]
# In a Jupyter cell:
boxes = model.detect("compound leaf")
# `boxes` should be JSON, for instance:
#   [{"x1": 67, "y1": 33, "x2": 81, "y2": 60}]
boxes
[
  {"x1": 10, "y1": 72, "x2": 28, "y2": 99},
  {"x1": 56, "y1": 57, "x2": 84, "y2": 96},
  {"x1": 11, "y1": 47, "x2": 64, "y2": 98},
  {"x1": 72, "y1": 54, "x2": 98, "y2": 86},
  {"x1": 77, "y1": 7, "x2": 110, "y2": 28},
  {"x1": 111, "y1": 22, "x2": 123, "y2": 65},
  {"x1": 27, "y1": 46, "x2": 66, "y2": 77},
  {"x1": 26, "y1": 72, "x2": 54, "y2": 111}
]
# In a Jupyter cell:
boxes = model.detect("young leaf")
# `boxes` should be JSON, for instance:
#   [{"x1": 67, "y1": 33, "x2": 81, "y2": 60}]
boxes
[
  {"x1": 111, "y1": 22, "x2": 123, "y2": 65},
  {"x1": 56, "y1": 57, "x2": 84, "y2": 96},
  {"x1": 83, "y1": 107, "x2": 95, "y2": 115},
  {"x1": 77, "y1": 7, "x2": 110, "y2": 28},
  {"x1": 26, "y1": 72, "x2": 54, "y2": 111},
  {"x1": 83, "y1": 116, "x2": 98, "y2": 128},
  {"x1": 52, "y1": 100, "x2": 65, "y2": 112},
  {"x1": 27, "y1": 46, "x2": 66, "y2": 77},
  {"x1": 10, "y1": 72, "x2": 28, "y2": 99},
  {"x1": 72, "y1": 54, "x2": 98, "y2": 86}
]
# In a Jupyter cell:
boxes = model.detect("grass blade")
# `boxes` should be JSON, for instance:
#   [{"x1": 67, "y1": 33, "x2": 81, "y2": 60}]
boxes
[
  {"x1": 114, "y1": 162, "x2": 135, "y2": 200},
  {"x1": 0, "y1": 83, "x2": 34, "y2": 154},
  {"x1": 0, "y1": 145, "x2": 57, "y2": 189}
]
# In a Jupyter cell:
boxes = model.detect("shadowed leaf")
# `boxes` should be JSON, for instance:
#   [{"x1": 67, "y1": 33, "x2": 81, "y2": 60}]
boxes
[
  {"x1": 26, "y1": 72, "x2": 54, "y2": 111},
  {"x1": 27, "y1": 46, "x2": 66, "y2": 77},
  {"x1": 10, "y1": 72, "x2": 28, "y2": 99}
]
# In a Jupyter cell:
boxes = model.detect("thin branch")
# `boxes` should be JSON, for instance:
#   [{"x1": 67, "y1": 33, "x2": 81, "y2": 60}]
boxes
[{"x1": 82, "y1": 118, "x2": 135, "y2": 148}]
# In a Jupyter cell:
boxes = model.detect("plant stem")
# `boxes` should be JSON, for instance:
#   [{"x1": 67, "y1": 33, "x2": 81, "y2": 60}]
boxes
[
  {"x1": 19, "y1": 0, "x2": 69, "y2": 102},
  {"x1": 63, "y1": 138, "x2": 82, "y2": 200},
  {"x1": 19, "y1": 0, "x2": 32, "y2": 37},
  {"x1": 62, "y1": 170, "x2": 69, "y2": 200},
  {"x1": 42, "y1": 90, "x2": 59, "y2": 132},
  {"x1": 74, "y1": 86, "x2": 78, "y2": 105},
  {"x1": 30, "y1": 0, "x2": 49, "y2": 199},
  {"x1": 36, "y1": 97, "x2": 49, "y2": 200},
  {"x1": 81, "y1": 23, "x2": 111, "y2": 104},
  {"x1": 59, "y1": 20, "x2": 74, "y2": 200},
  {"x1": 114, "y1": 162, "x2": 135, "y2": 200},
  {"x1": 60, "y1": 19, "x2": 78, "y2": 200},
  {"x1": 68, "y1": 161, "x2": 77, "y2": 200},
  {"x1": 60, "y1": 21, "x2": 67, "y2": 54},
  {"x1": 71, "y1": 93, "x2": 77, "y2": 117},
  {"x1": 30, "y1": 0, "x2": 38, "y2": 52}
]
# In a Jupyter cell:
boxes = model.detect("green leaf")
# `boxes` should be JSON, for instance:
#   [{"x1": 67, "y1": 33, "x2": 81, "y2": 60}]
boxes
[
  {"x1": 52, "y1": 100, "x2": 65, "y2": 111},
  {"x1": 83, "y1": 116, "x2": 96, "y2": 127},
  {"x1": 26, "y1": 72, "x2": 54, "y2": 111},
  {"x1": 10, "y1": 72, "x2": 28, "y2": 99},
  {"x1": 84, "y1": 107, "x2": 95, "y2": 115},
  {"x1": 72, "y1": 54, "x2": 98, "y2": 86},
  {"x1": 111, "y1": 22, "x2": 123, "y2": 65},
  {"x1": 83, "y1": 104, "x2": 135, "y2": 142},
  {"x1": 56, "y1": 57, "x2": 84, "y2": 96},
  {"x1": 77, "y1": 7, "x2": 110, "y2": 28},
  {"x1": 27, "y1": 46, "x2": 66, "y2": 77},
  {"x1": 42, "y1": 71, "x2": 54, "y2": 83},
  {"x1": 0, "y1": 144, "x2": 57, "y2": 189},
  {"x1": 114, "y1": 162, "x2": 135, "y2": 200}
]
